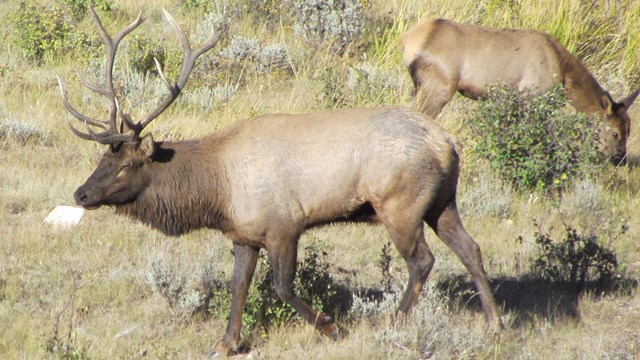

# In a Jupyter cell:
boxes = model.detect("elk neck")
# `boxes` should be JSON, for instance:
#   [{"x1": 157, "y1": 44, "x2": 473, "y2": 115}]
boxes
[
  {"x1": 549, "y1": 35, "x2": 609, "y2": 115},
  {"x1": 115, "y1": 138, "x2": 231, "y2": 236}
]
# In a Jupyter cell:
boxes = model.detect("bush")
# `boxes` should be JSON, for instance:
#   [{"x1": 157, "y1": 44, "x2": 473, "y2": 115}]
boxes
[
  {"x1": 62, "y1": 0, "x2": 113, "y2": 21},
  {"x1": 145, "y1": 250, "x2": 226, "y2": 321},
  {"x1": 125, "y1": 34, "x2": 167, "y2": 76},
  {"x1": 292, "y1": 0, "x2": 365, "y2": 55},
  {"x1": 525, "y1": 221, "x2": 623, "y2": 290},
  {"x1": 315, "y1": 64, "x2": 350, "y2": 108},
  {"x1": 10, "y1": 3, "x2": 74, "y2": 63},
  {"x1": 0, "y1": 119, "x2": 52, "y2": 147},
  {"x1": 9, "y1": 1, "x2": 104, "y2": 64},
  {"x1": 467, "y1": 85, "x2": 604, "y2": 194},
  {"x1": 219, "y1": 35, "x2": 291, "y2": 74},
  {"x1": 145, "y1": 244, "x2": 344, "y2": 334},
  {"x1": 241, "y1": 246, "x2": 343, "y2": 333}
]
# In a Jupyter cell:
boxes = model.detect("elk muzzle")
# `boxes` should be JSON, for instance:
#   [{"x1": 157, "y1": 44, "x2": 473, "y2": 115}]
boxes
[
  {"x1": 611, "y1": 152, "x2": 627, "y2": 166},
  {"x1": 74, "y1": 184, "x2": 103, "y2": 210}
]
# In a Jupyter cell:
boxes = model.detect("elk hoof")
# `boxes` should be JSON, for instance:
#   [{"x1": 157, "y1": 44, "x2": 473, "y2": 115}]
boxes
[
  {"x1": 329, "y1": 324, "x2": 339, "y2": 340},
  {"x1": 209, "y1": 341, "x2": 237, "y2": 358}
]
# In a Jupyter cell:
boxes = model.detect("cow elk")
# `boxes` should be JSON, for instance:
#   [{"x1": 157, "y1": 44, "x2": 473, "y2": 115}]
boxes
[
  {"x1": 59, "y1": 9, "x2": 503, "y2": 356},
  {"x1": 399, "y1": 18, "x2": 640, "y2": 165}
]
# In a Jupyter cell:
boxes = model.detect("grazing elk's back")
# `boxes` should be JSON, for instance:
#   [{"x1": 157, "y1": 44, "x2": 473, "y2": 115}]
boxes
[{"x1": 399, "y1": 18, "x2": 640, "y2": 165}]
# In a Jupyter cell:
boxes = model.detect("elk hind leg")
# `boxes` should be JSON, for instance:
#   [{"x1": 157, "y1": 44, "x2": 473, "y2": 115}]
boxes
[
  {"x1": 377, "y1": 205, "x2": 435, "y2": 316},
  {"x1": 426, "y1": 201, "x2": 504, "y2": 331}
]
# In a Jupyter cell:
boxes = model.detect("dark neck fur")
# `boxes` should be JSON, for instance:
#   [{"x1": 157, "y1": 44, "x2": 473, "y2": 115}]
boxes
[{"x1": 114, "y1": 140, "x2": 229, "y2": 236}]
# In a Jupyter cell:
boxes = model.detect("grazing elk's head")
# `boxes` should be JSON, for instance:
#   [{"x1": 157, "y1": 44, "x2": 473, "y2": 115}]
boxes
[
  {"x1": 58, "y1": 7, "x2": 223, "y2": 209},
  {"x1": 600, "y1": 90, "x2": 640, "y2": 166}
]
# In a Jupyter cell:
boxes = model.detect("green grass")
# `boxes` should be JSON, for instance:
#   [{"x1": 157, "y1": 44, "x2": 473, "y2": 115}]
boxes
[{"x1": 1, "y1": 0, "x2": 640, "y2": 358}]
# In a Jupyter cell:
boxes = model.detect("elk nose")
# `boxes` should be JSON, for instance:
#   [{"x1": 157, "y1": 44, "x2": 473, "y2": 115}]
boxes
[
  {"x1": 611, "y1": 153, "x2": 627, "y2": 166},
  {"x1": 74, "y1": 188, "x2": 88, "y2": 205}
]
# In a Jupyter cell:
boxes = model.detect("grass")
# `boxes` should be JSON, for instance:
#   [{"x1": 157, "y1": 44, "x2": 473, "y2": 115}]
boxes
[{"x1": 1, "y1": 0, "x2": 640, "y2": 359}]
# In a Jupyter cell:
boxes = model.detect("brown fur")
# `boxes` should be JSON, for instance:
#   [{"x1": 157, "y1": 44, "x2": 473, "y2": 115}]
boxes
[
  {"x1": 73, "y1": 106, "x2": 503, "y2": 355},
  {"x1": 66, "y1": 9, "x2": 502, "y2": 356},
  {"x1": 399, "y1": 18, "x2": 639, "y2": 164}
]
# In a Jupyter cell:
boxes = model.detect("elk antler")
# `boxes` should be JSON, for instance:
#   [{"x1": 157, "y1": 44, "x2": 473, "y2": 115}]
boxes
[
  {"x1": 139, "y1": 9, "x2": 225, "y2": 130},
  {"x1": 58, "y1": 7, "x2": 225, "y2": 145}
]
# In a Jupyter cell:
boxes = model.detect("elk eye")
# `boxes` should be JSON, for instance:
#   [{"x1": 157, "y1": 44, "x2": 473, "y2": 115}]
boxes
[
  {"x1": 613, "y1": 132, "x2": 619, "y2": 139},
  {"x1": 117, "y1": 162, "x2": 133, "y2": 177}
]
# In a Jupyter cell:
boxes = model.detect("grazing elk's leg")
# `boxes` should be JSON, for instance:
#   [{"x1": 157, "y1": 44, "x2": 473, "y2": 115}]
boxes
[
  {"x1": 265, "y1": 235, "x2": 338, "y2": 339},
  {"x1": 426, "y1": 201, "x2": 504, "y2": 332},
  {"x1": 375, "y1": 201, "x2": 435, "y2": 316},
  {"x1": 409, "y1": 56, "x2": 457, "y2": 117},
  {"x1": 213, "y1": 243, "x2": 259, "y2": 357}
]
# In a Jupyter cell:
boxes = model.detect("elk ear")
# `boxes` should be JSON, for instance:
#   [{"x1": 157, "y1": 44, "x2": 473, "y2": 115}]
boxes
[
  {"x1": 600, "y1": 94, "x2": 614, "y2": 116},
  {"x1": 138, "y1": 134, "x2": 157, "y2": 161},
  {"x1": 622, "y1": 89, "x2": 640, "y2": 109}
]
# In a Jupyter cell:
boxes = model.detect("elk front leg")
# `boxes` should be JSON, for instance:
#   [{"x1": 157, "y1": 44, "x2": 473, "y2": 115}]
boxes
[
  {"x1": 266, "y1": 236, "x2": 338, "y2": 339},
  {"x1": 409, "y1": 56, "x2": 457, "y2": 117},
  {"x1": 212, "y1": 243, "x2": 259, "y2": 357}
]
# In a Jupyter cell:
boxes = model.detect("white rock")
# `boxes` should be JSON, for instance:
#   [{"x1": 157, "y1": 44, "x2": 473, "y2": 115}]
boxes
[{"x1": 44, "y1": 206, "x2": 84, "y2": 228}]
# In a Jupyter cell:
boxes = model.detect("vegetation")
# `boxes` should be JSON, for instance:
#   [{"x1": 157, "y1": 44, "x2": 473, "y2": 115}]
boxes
[
  {"x1": 526, "y1": 221, "x2": 625, "y2": 291},
  {"x1": 10, "y1": 3, "x2": 75, "y2": 63},
  {"x1": 468, "y1": 85, "x2": 604, "y2": 194},
  {"x1": 241, "y1": 247, "x2": 345, "y2": 334},
  {"x1": 1, "y1": 0, "x2": 640, "y2": 358}
]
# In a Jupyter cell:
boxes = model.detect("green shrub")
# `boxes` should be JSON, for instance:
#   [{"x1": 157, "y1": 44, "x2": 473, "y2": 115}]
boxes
[
  {"x1": 62, "y1": 0, "x2": 113, "y2": 21},
  {"x1": 524, "y1": 222, "x2": 623, "y2": 290},
  {"x1": 10, "y1": 3, "x2": 74, "y2": 63},
  {"x1": 145, "y1": 244, "x2": 344, "y2": 335},
  {"x1": 378, "y1": 242, "x2": 394, "y2": 293},
  {"x1": 125, "y1": 34, "x2": 168, "y2": 76},
  {"x1": 468, "y1": 85, "x2": 604, "y2": 194},
  {"x1": 241, "y1": 246, "x2": 343, "y2": 333}
]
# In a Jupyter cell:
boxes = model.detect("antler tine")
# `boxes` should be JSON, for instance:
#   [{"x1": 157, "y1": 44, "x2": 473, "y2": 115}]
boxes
[
  {"x1": 59, "y1": 75, "x2": 136, "y2": 144},
  {"x1": 89, "y1": 6, "x2": 144, "y2": 90},
  {"x1": 57, "y1": 76, "x2": 108, "y2": 129},
  {"x1": 138, "y1": 9, "x2": 225, "y2": 129},
  {"x1": 67, "y1": 119, "x2": 134, "y2": 144},
  {"x1": 89, "y1": 6, "x2": 145, "y2": 135},
  {"x1": 115, "y1": 98, "x2": 140, "y2": 136},
  {"x1": 59, "y1": 7, "x2": 145, "y2": 145}
]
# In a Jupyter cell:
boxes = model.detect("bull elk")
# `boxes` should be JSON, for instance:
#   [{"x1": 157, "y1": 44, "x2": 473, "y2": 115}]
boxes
[
  {"x1": 59, "y1": 9, "x2": 503, "y2": 356},
  {"x1": 399, "y1": 18, "x2": 640, "y2": 165}
]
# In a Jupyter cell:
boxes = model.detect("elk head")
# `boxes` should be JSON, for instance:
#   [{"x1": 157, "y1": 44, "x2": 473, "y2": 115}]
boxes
[
  {"x1": 599, "y1": 89, "x2": 640, "y2": 166},
  {"x1": 58, "y1": 7, "x2": 223, "y2": 209}
]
